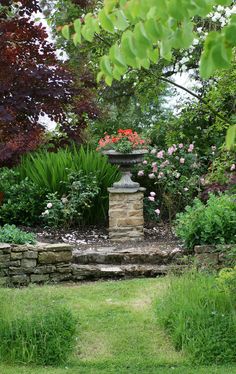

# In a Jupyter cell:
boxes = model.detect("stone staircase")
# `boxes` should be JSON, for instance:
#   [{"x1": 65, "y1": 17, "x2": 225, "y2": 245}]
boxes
[{"x1": 72, "y1": 242, "x2": 187, "y2": 281}]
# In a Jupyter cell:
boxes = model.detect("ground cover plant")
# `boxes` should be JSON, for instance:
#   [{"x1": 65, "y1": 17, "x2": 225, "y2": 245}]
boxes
[
  {"x1": 175, "y1": 193, "x2": 236, "y2": 250},
  {"x1": 156, "y1": 272, "x2": 236, "y2": 365},
  {"x1": 0, "y1": 225, "x2": 36, "y2": 244},
  {"x1": 0, "y1": 279, "x2": 235, "y2": 374}
]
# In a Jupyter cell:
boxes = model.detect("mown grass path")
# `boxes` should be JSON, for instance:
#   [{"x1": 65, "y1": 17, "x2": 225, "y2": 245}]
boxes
[{"x1": 1, "y1": 278, "x2": 236, "y2": 374}]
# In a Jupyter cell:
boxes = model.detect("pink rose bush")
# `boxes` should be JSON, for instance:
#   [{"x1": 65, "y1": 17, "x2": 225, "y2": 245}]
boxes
[{"x1": 136, "y1": 142, "x2": 204, "y2": 220}]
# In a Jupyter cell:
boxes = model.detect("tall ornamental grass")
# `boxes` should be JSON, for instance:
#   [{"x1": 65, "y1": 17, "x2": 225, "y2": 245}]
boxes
[
  {"x1": 17, "y1": 146, "x2": 120, "y2": 223},
  {"x1": 0, "y1": 289, "x2": 77, "y2": 366},
  {"x1": 156, "y1": 271, "x2": 236, "y2": 365}
]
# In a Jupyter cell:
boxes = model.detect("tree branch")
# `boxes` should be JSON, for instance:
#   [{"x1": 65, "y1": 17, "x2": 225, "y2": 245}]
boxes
[{"x1": 155, "y1": 74, "x2": 232, "y2": 125}]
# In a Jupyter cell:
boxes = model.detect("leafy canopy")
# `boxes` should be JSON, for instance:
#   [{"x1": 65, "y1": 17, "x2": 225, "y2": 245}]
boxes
[
  {"x1": 62, "y1": 0, "x2": 236, "y2": 148},
  {"x1": 63, "y1": 0, "x2": 236, "y2": 84}
]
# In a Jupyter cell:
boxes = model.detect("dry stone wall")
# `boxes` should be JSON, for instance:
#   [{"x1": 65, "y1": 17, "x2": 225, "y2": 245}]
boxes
[{"x1": 0, "y1": 242, "x2": 73, "y2": 287}]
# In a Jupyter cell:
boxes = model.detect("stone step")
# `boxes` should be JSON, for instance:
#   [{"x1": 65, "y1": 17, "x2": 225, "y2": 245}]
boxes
[
  {"x1": 72, "y1": 243, "x2": 184, "y2": 266},
  {"x1": 71, "y1": 263, "x2": 187, "y2": 280}
]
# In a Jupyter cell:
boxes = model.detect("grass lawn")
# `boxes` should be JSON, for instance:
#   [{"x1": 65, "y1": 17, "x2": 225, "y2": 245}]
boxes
[{"x1": 0, "y1": 278, "x2": 235, "y2": 374}]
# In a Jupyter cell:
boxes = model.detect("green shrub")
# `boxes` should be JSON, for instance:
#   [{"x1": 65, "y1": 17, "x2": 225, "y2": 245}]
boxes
[
  {"x1": 156, "y1": 272, "x2": 236, "y2": 365},
  {"x1": 42, "y1": 170, "x2": 100, "y2": 227},
  {"x1": 17, "y1": 146, "x2": 120, "y2": 224},
  {"x1": 175, "y1": 193, "x2": 236, "y2": 250},
  {"x1": 0, "y1": 306, "x2": 77, "y2": 365},
  {"x1": 0, "y1": 224, "x2": 36, "y2": 244},
  {"x1": 0, "y1": 168, "x2": 46, "y2": 226}
]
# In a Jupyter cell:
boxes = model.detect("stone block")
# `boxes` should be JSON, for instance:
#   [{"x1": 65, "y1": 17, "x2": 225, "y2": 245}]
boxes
[
  {"x1": 37, "y1": 243, "x2": 72, "y2": 252},
  {"x1": 9, "y1": 260, "x2": 21, "y2": 267},
  {"x1": 23, "y1": 251, "x2": 38, "y2": 259},
  {"x1": 11, "y1": 274, "x2": 29, "y2": 285},
  {"x1": 194, "y1": 245, "x2": 216, "y2": 254},
  {"x1": 11, "y1": 252, "x2": 23, "y2": 260},
  {"x1": 0, "y1": 254, "x2": 10, "y2": 263},
  {"x1": 129, "y1": 210, "x2": 143, "y2": 217},
  {"x1": 34, "y1": 265, "x2": 56, "y2": 274},
  {"x1": 38, "y1": 251, "x2": 72, "y2": 264},
  {"x1": 56, "y1": 265, "x2": 71, "y2": 273},
  {"x1": 21, "y1": 259, "x2": 37, "y2": 268},
  {"x1": 50, "y1": 273, "x2": 72, "y2": 282},
  {"x1": 195, "y1": 253, "x2": 219, "y2": 268},
  {"x1": 116, "y1": 217, "x2": 144, "y2": 227},
  {"x1": 11, "y1": 245, "x2": 29, "y2": 252},
  {"x1": 30, "y1": 274, "x2": 50, "y2": 283}
]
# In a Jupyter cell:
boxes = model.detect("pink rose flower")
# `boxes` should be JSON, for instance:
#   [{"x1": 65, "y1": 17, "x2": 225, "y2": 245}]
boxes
[
  {"x1": 179, "y1": 143, "x2": 184, "y2": 149},
  {"x1": 157, "y1": 150, "x2": 164, "y2": 159},
  {"x1": 152, "y1": 165, "x2": 158, "y2": 173},
  {"x1": 143, "y1": 160, "x2": 148, "y2": 165},
  {"x1": 158, "y1": 172, "x2": 164, "y2": 179},
  {"x1": 148, "y1": 196, "x2": 155, "y2": 202},
  {"x1": 180, "y1": 158, "x2": 185, "y2": 164},
  {"x1": 168, "y1": 146, "x2": 175, "y2": 155},
  {"x1": 138, "y1": 170, "x2": 144, "y2": 177},
  {"x1": 188, "y1": 144, "x2": 194, "y2": 152}
]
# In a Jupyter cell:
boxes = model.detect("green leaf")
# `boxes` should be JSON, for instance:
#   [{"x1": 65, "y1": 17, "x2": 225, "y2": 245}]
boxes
[
  {"x1": 109, "y1": 44, "x2": 127, "y2": 68},
  {"x1": 148, "y1": 48, "x2": 159, "y2": 63},
  {"x1": 133, "y1": 22, "x2": 152, "y2": 59},
  {"x1": 97, "y1": 71, "x2": 104, "y2": 83},
  {"x1": 98, "y1": 9, "x2": 115, "y2": 33},
  {"x1": 160, "y1": 38, "x2": 172, "y2": 60},
  {"x1": 145, "y1": 19, "x2": 163, "y2": 42},
  {"x1": 226, "y1": 124, "x2": 236, "y2": 150},
  {"x1": 114, "y1": 10, "x2": 129, "y2": 31},
  {"x1": 61, "y1": 25, "x2": 70, "y2": 40},
  {"x1": 100, "y1": 55, "x2": 113, "y2": 77},
  {"x1": 120, "y1": 31, "x2": 138, "y2": 67},
  {"x1": 72, "y1": 32, "x2": 81, "y2": 46},
  {"x1": 74, "y1": 19, "x2": 81, "y2": 34}
]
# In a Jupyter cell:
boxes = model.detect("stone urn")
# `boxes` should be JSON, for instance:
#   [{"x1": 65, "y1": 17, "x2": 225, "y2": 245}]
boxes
[{"x1": 103, "y1": 149, "x2": 148, "y2": 191}]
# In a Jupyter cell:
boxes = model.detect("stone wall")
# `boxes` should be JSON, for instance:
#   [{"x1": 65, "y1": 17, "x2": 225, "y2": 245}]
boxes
[
  {"x1": 108, "y1": 190, "x2": 144, "y2": 241},
  {"x1": 0, "y1": 242, "x2": 73, "y2": 287},
  {"x1": 194, "y1": 244, "x2": 234, "y2": 270}
]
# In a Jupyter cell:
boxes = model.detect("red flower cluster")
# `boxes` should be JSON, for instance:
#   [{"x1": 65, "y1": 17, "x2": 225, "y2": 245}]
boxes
[{"x1": 97, "y1": 129, "x2": 146, "y2": 151}]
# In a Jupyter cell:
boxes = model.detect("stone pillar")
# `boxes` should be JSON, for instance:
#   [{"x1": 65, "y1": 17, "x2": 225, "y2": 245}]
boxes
[{"x1": 108, "y1": 188, "x2": 145, "y2": 242}]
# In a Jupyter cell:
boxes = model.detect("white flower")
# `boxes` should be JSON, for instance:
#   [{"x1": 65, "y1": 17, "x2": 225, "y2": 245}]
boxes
[
  {"x1": 155, "y1": 209, "x2": 160, "y2": 215},
  {"x1": 42, "y1": 209, "x2": 49, "y2": 216},
  {"x1": 148, "y1": 196, "x2": 155, "y2": 202},
  {"x1": 192, "y1": 38, "x2": 199, "y2": 46},
  {"x1": 184, "y1": 187, "x2": 189, "y2": 192},
  {"x1": 230, "y1": 164, "x2": 235, "y2": 171},
  {"x1": 47, "y1": 203, "x2": 53, "y2": 209},
  {"x1": 61, "y1": 197, "x2": 68, "y2": 204},
  {"x1": 150, "y1": 192, "x2": 156, "y2": 197},
  {"x1": 150, "y1": 148, "x2": 157, "y2": 154},
  {"x1": 143, "y1": 160, "x2": 148, "y2": 165},
  {"x1": 138, "y1": 170, "x2": 144, "y2": 177},
  {"x1": 148, "y1": 173, "x2": 155, "y2": 179}
]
